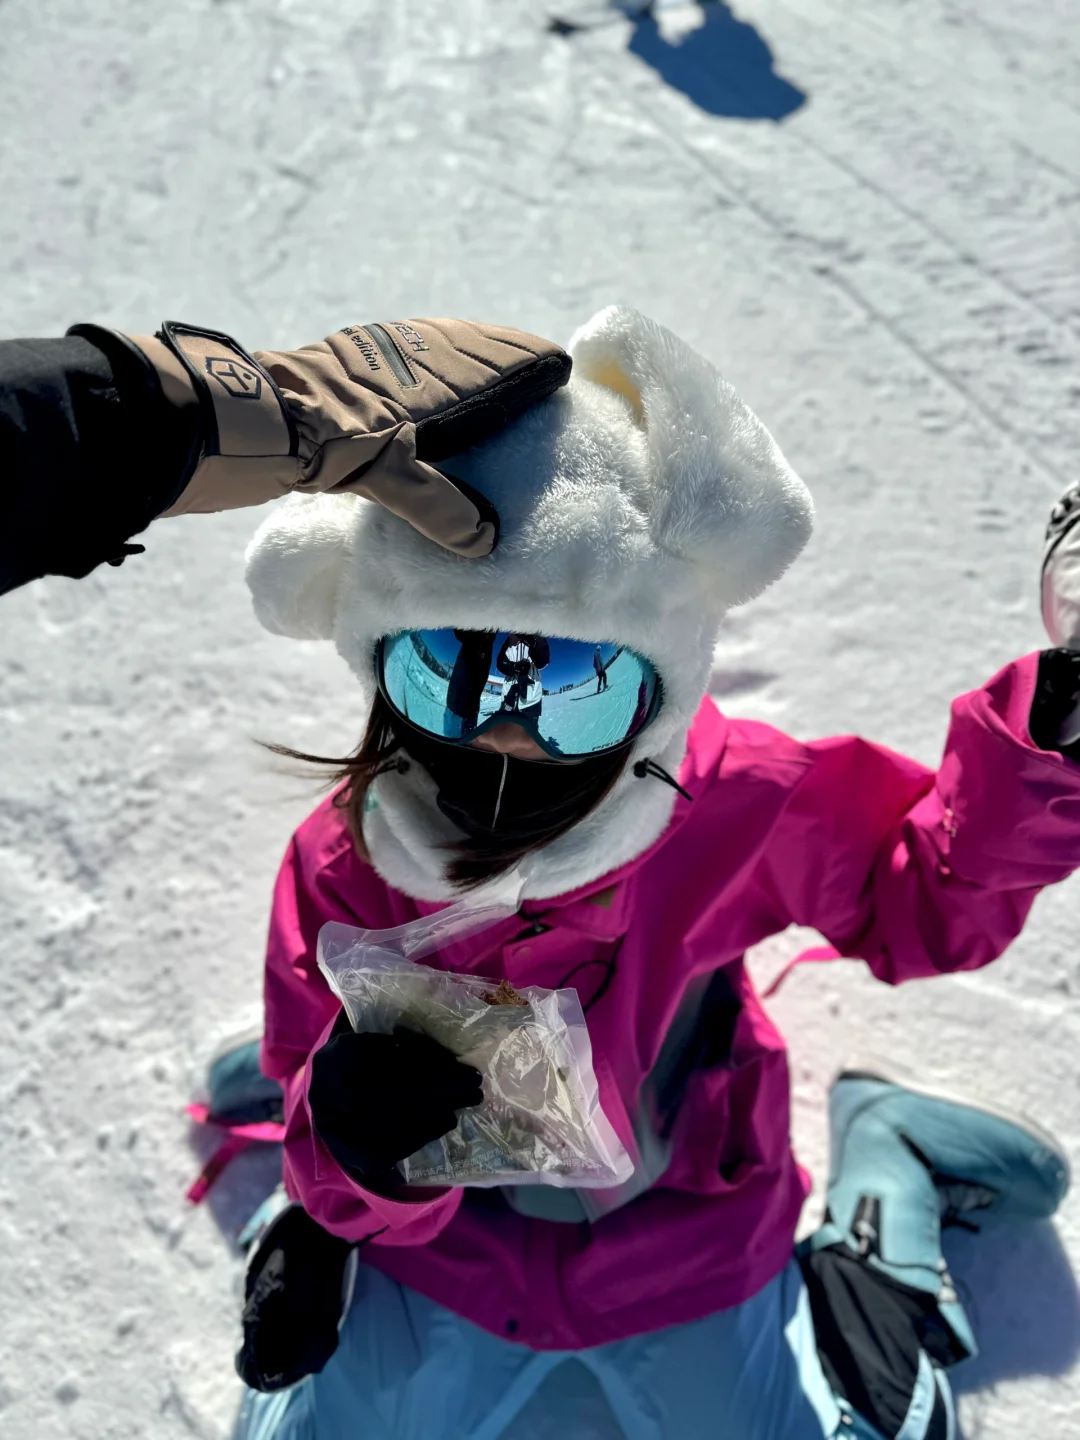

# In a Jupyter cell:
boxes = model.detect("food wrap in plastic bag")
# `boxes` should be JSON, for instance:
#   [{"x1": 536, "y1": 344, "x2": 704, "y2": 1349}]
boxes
[{"x1": 316, "y1": 881, "x2": 634, "y2": 1190}]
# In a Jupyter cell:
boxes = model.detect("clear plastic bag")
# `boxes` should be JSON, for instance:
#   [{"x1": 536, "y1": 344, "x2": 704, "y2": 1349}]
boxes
[{"x1": 316, "y1": 878, "x2": 634, "y2": 1191}]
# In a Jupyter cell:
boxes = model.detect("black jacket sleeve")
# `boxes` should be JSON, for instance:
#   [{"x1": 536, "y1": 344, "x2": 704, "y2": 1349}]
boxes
[{"x1": 0, "y1": 330, "x2": 200, "y2": 597}]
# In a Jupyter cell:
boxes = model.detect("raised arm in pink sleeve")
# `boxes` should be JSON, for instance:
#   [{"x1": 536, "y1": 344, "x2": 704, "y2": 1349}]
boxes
[
  {"x1": 261, "y1": 806, "x2": 463, "y2": 1246},
  {"x1": 769, "y1": 654, "x2": 1080, "y2": 984}
]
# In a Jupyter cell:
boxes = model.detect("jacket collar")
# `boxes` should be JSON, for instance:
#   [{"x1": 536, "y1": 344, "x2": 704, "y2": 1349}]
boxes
[
  {"x1": 514, "y1": 699, "x2": 729, "y2": 939},
  {"x1": 370, "y1": 699, "x2": 728, "y2": 908}
]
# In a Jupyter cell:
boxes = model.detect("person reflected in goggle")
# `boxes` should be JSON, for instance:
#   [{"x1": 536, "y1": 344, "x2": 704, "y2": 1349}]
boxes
[
  {"x1": 445, "y1": 630, "x2": 496, "y2": 740},
  {"x1": 495, "y1": 633, "x2": 551, "y2": 723},
  {"x1": 593, "y1": 645, "x2": 610, "y2": 694}
]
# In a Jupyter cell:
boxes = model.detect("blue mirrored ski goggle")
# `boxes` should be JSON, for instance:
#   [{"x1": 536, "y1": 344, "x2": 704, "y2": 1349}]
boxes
[{"x1": 375, "y1": 628, "x2": 663, "y2": 760}]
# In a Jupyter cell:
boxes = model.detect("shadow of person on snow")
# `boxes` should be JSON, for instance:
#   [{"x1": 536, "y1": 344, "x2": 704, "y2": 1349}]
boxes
[
  {"x1": 943, "y1": 1216, "x2": 1080, "y2": 1410},
  {"x1": 628, "y1": 1, "x2": 806, "y2": 122}
]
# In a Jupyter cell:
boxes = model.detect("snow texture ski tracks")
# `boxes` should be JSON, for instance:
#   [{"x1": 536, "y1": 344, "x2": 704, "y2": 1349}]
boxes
[
  {"x1": 575, "y1": 10, "x2": 1080, "y2": 490},
  {"x1": 1, "y1": 2, "x2": 1079, "y2": 1436}
]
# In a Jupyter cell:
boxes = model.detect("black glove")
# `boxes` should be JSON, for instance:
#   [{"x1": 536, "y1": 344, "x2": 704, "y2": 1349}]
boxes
[
  {"x1": 235, "y1": 1204, "x2": 355, "y2": 1393},
  {"x1": 1030, "y1": 648, "x2": 1080, "y2": 762},
  {"x1": 309, "y1": 1017, "x2": 484, "y2": 1181}
]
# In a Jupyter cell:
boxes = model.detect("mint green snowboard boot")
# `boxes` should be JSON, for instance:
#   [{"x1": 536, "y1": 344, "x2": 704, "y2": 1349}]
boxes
[{"x1": 799, "y1": 1059, "x2": 1069, "y2": 1439}]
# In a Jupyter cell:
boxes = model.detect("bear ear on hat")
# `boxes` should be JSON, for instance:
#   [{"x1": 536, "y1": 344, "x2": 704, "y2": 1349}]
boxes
[
  {"x1": 569, "y1": 305, "x2": 814, "y2": 608},
  {"x1": 244, "y1": 493, "x2": 356, "y2": 641}
]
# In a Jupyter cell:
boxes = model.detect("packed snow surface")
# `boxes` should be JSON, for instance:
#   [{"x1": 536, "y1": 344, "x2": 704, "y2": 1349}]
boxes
[{"x1": 1, "y1": 1, "x2": 1079, "y2": 1435}]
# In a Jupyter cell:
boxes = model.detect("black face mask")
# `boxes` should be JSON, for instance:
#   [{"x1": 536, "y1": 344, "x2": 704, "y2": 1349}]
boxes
[{"x1": 394, "y1": 720, "x2": 623, "y2": 846}]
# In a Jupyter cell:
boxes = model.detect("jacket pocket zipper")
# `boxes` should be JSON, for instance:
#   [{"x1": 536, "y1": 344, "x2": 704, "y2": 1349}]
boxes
[{"x1": 363, "y1": 323, "x2": 419, "y2": 388}]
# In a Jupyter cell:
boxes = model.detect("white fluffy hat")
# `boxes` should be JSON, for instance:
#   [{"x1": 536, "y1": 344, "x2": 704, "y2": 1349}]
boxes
[{"x1": 245, "y1": 306, "x2": 813, "y2": 899}]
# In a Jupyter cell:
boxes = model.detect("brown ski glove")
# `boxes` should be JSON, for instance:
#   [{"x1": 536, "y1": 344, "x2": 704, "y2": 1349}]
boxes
[{"x1": 84, "y1": 318, "x2": 571, "y2": 557}]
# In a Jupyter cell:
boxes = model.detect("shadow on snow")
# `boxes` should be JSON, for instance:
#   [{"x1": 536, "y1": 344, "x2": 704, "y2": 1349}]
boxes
[
  {"x1": 944, "y1": 1216, "x2": 1080, "y2": 1410},
  {"x1": 627, "y1": 1, "x2": 806, "y2": 122}
]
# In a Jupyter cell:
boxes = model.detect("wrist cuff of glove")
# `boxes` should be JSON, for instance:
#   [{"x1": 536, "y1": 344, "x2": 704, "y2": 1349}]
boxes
[
  {"x1": 1043, "y1": 484, "x2": 1080, "y2": 651},
  {"x1": 1030, "y1": 649, "x2": 1080, "y2": 760},
  {"x1": 310, "y1": 1010, "x2": 403, "y2": 1189},
  {"x1": 65, "y1": 323, "x2": 205, "y2": 524},
  {"x1": 127, "y1": 322, "x2": 300, "y2": 515}
]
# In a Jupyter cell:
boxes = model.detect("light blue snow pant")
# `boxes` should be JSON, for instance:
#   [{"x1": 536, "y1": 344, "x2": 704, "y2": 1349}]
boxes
[{"x1": 233, "y1": 1259, "x2": 899, "y2": 1440}]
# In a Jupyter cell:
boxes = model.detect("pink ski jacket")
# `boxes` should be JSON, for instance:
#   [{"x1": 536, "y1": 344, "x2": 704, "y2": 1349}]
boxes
[{"x1": 261, "y1": 655, "x2": 1080, "y2": 1350}]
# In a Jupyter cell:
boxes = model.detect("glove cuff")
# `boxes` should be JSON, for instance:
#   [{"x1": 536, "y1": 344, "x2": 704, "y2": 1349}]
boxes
[
  {"x1": 1042, "y1": 480, "x2": 1080, "y2": 649},
  {"x1": 126, "y1": 322, "x2": 300, "y2": 515},
  {"x1": 1030, "y1": 648, "x2": 1080, "y2": 760}
]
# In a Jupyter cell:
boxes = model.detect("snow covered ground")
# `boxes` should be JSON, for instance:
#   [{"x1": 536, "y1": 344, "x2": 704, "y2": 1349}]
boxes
[{"x1": 1, "y1": 0, "x2": 1078, "y2": 1434}]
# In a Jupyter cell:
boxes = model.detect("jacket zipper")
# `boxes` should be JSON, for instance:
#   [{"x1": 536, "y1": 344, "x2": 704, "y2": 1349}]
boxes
[{"x1": 363, "y1": 323, "x2": 419, "y2": 388}]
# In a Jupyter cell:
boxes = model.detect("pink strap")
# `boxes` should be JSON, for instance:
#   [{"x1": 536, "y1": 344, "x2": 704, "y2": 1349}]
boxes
[
  {"x1": 185, "y1": 1102, "x2": 286, "y2": 1144},
  {"x1": 185, "y1": 1103, "x2": 286, "y2": 1204},
  {"x1": 762, "y1": 944, "x2": 841, "y2": 998},
  {"x1": 186, "y1": 1132, "x2": 257, "y2": 1204}
]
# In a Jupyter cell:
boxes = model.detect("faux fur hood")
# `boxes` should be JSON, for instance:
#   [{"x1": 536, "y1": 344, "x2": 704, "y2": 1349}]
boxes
[{"x1": 245, "y1": 306, "x2": 813, "y2": 900}]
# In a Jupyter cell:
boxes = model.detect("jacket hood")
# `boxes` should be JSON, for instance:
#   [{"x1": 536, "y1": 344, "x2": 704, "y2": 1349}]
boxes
[{"x1": 245, "y1": 305, "x2": 813, "y2": 900}]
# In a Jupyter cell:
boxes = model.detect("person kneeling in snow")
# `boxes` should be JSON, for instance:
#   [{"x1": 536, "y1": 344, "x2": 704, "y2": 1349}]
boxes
[
  {"x1": 3, "y1": 307, "x2": 1079, "y2": 1438},
  {"x1": 211, "y1": 308, "x2": 1080, "y2": 1440}
]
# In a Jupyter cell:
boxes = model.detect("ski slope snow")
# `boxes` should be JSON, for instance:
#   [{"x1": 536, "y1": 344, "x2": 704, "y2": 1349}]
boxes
[{"x1": 0, "y1": 2, "x2": 1078, "y2": 1435}]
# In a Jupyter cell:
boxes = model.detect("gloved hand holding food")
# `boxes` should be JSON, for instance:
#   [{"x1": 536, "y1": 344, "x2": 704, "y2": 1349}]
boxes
[
  {"x1": 309, "y1": 1020, "x2": 484, "y2": 1182},
  {"x1": 316, "y1": 921, "x2": 634, "y2": 1191}
]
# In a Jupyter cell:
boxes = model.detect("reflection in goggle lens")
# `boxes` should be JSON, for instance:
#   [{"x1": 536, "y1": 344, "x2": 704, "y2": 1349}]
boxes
[{"x1": 377, "y1": 629, "x2": 661, "y2": 759}]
